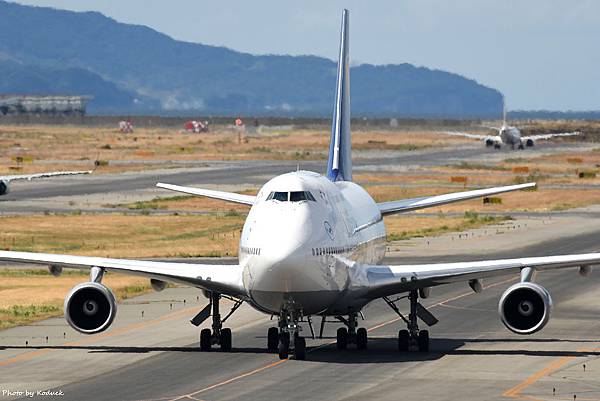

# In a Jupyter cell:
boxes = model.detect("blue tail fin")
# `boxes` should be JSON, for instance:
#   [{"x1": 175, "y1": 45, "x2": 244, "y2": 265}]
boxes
[{"x1": 326, "y1": 9, "x2": 352, "y2": 182}]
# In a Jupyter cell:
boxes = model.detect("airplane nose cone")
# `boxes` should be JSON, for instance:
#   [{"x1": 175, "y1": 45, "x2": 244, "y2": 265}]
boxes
[
  {"x1": 252, "y1": 205, "x2": 314, "y2": 283},
  {"x1": 246, "y1": 204, "x2": 338, "y2": 314}
]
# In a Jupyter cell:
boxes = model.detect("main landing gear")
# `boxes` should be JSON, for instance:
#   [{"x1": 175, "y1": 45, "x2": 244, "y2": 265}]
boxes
[
  {"x1": 384, "y1": 289, "x2": 438, "y2": 352},
  {"x1": 268, "y1": 306, "x2": 307, "y2": 360},
  {"x1": 190, "y1": 292, "x2": 242, "y2": 352},
  {"x1": 334, "y1": 313, "x2": 368, "y2": 351}
]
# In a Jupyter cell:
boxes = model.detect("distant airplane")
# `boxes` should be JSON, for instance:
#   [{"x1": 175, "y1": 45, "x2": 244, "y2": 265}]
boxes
[
  {"x1": 0, "y1": 170, "x2": 92, "y2": 196},
  {"x1": 0, "y1": 10, "x2": 599, "y2": 361},
  {"x1": 440, "y1": 100, "x2": 580, "y2": 149}
]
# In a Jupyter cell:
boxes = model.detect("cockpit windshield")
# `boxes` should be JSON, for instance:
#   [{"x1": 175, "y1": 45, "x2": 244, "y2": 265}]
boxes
[{"x1": 266, "y1": 191, "x2": 316, "y2": 202}]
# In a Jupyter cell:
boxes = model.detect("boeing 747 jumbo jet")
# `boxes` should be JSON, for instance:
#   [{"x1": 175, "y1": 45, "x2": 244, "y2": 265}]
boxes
[
  {"x1": 441, "y1": 100, "x2": 579, "y2": 149},
  {"x1": 1, "y1": 10, "x2": 599, "y2": 360},
  {"x1": 0, "y1": 170, "x2": 92, "y2": 196}
]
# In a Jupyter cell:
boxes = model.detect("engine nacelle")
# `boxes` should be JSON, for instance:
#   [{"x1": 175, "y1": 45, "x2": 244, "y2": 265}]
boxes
[
  {"x1": 498, "y1": 282, "x2": 552, "y2": 334},
  {"x1": 526, "y1": 138, "x2": 535, "y2": 147},
  {"x1": 64, "y1": 282, "x2": 117, "y2": 334},
  {"x1": 151, "y1": 279, "x2": 167, "y2": 292},
  {"x1": 0, "y1": 180, "x2": 10, "y2": 195}
]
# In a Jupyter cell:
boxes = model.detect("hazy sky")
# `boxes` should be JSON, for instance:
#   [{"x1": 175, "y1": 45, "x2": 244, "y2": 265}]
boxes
[{"x1": 13, "y1": 0, "x2": 600, "y2": 111}]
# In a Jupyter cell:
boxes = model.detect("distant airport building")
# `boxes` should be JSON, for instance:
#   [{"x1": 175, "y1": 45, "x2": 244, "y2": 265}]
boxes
[{"x1": 0, "y1": 95, "x2": 93, "y2": 116}]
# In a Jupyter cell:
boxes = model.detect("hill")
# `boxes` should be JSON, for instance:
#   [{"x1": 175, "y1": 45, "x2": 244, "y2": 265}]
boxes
[{"x1": 0, "y1": 1, "x2": 502, "y2": 117}]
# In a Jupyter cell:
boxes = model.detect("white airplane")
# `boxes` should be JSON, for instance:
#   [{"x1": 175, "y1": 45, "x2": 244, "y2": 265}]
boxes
[
  {"x1": 442, "y1": 100, "x2": 580, "y2": 149},
  {"x1": 1, "y1": 10, "x2": 599, "y2": 361},
  {"x1": 0, "y1": 170, "x2": 92, "y2": 195}
]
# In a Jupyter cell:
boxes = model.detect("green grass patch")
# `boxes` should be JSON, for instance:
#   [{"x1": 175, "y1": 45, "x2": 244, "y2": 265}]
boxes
[
  {"x1": 504, "y1": 157, "x2": 530, "y2": 164},
  {"x1": 161, "y1": 222, "x2": 242, "y2": 241},
  {"x1": 513, "y1": 172, "x2": 544, "y2": 187},
  {"x1": 449, "y1": 161, "x2": 509, "y2": 171},
  {"x1": 0, "y1": 269, "x2": 87, "y2": 277},
  {"x1": 387, "y1": 212, "x2": 512, "y2": 242},
  {"x1": 0, "y1": 304, "x2": 61, "y2": 330},
  {"x1": 250, "y1": 146, "x2": 272, "y2": 153},
  {"x1": 117, "y1": 195, "x2": 195, "y2": 210}
]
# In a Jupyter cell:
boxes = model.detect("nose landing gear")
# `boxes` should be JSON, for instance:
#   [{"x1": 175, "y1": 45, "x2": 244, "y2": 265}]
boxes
[{"x1": 273, "y1": 306, "x2": 306, "y2": 360}]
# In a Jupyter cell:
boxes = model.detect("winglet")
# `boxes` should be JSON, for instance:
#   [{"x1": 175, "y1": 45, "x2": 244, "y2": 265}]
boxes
[{"x1": 326, "y1": 9, "x2": 352, "y2": 182}]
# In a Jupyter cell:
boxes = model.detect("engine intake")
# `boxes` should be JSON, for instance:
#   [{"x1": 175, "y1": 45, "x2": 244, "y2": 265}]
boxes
[
  {"x1": 64, "y1": 282, "x2": 117, "y2": 334},
  {"x1": 0, "y1": 180, "x2": 9, "y2": 195},
  {"x1": 498, "y1": 282, "x2": 552, "y2": 334}
]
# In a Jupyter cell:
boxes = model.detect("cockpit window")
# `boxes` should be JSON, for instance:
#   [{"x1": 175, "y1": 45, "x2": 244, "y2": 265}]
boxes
[
  {"x1": 266, "y1": 191, "x2": 316, "y2": 202},
  {"x1": 267, "y1": 191, "x2": 289, "y2": 201}
]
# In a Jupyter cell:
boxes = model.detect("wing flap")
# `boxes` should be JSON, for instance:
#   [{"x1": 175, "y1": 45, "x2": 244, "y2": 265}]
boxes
[
  {"x1": 377, "y1": 183, "x2": 535, "y2": 216},
  {"x1": 363, "y1": 253, "x2": 600, "y2": 299},
  {"x1": 0, "y1": 251, "x2": 246, "y2": 297},
  {"x1": 157, "y1": 183, "x2": 255, "y2": 206}
]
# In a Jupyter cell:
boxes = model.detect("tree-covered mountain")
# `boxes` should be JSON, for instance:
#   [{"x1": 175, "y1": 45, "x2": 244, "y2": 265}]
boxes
[{"x1": 0, "y1": 1, "x2": 502, "y2": 117}]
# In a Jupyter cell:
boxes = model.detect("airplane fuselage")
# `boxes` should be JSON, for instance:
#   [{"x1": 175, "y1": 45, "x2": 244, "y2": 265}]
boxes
[
  {"x1": 239, "y1": 171, "x2": 386, "y2": 316},
  {"x1": 499, "y1": 125, "x2": 522, "y2": 147}
]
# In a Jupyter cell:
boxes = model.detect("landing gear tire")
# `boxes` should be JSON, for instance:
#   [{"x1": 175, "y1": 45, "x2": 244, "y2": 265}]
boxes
[
  {"x1": 220, "y1": 328, "x2": 232, "y2": 351},
  {"x1": 294, "y1": 336, "x2": 306, "y2": 360},
  {"x1": 278, "y1": 332, "x2": 290, "y2": 360},
  {"x1": 356, "y1": 327, "x2": 368, "y2": 350},
  {"x1": 267, "y1": 327, "x2": 279, "y2": 352},
  {"x1": 200, "y1": 328, "x2": 212, "y2": 351},
  {"x1": 398, "y1": 329, "x2": 409, "y2": 352},
  {"x1": 418, "y1": 330, "x2": 429, "y2": 352},
  {"x1": 337, "y1": 327, "x2": 348, "y2": 350}
]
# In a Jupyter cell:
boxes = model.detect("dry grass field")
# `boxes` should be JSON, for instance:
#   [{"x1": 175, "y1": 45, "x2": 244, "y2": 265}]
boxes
[
  {"x1": 0, "y1": 120, "x2": 598, "y2": 329},
  {"x1": 0, "y1": 214, "x2": 244, "y2": 258},
  {"x1": 0, "y1": 212, "x2": 510, "y2": 259},
  {"x1": 0, "y1": 124, "x2": 465, "y2": 175}
]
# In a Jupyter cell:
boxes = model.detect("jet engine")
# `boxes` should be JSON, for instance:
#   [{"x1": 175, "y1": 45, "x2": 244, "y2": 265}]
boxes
[
  {"x1": 525, "y1": 139, "x2": 535, "y2": 147},
  {"x1": 64, "y1": 282, "x2": 117, "y2": 334},
  {"x1": 0, "y1": 180, "x2": 10, "y2": 195},
  {"x1": 498, "y1": 282, "x2": 552, "y2": 334}
]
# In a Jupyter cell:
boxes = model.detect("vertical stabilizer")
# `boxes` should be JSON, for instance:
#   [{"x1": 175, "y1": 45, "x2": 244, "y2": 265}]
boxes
[
  {"x1": 502, "y1": 95, "x2": 507, "y2": 127},
  {"x1": 326, "y1": 9, "x2": 352, "y2": 182}
]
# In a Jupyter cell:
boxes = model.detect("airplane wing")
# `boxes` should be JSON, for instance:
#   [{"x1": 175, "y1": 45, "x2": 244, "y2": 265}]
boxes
[
  {"x1": 0, "y1": 170, "x2": 92, "y2": 182},
  {"x1": 377, "y1": 182, "x2": 535, "y2": 216},
  {"x1": 157, "y1": 183, "x2": 255, "y2": 206},
  {"x1": 360, "y1": 253, "x2": 600, "y2": 299},
  {"x1": 0, "y1": 251, "x2": 246, "y2": 298},
  {"x1": 438, "y1": 131, "x2": 490, "y2": 140},
  {"x1": 522, "y1": 132, "x2": 580, "y2": 141}
]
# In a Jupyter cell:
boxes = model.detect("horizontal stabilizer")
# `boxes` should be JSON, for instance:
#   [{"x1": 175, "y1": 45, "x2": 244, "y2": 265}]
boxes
[
  {"x1": 378, "y1": 182, "x2": 535, "y2": 216},
  {"x1": 156, "y1": 183, "x2": 255, "y2": 206}
]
